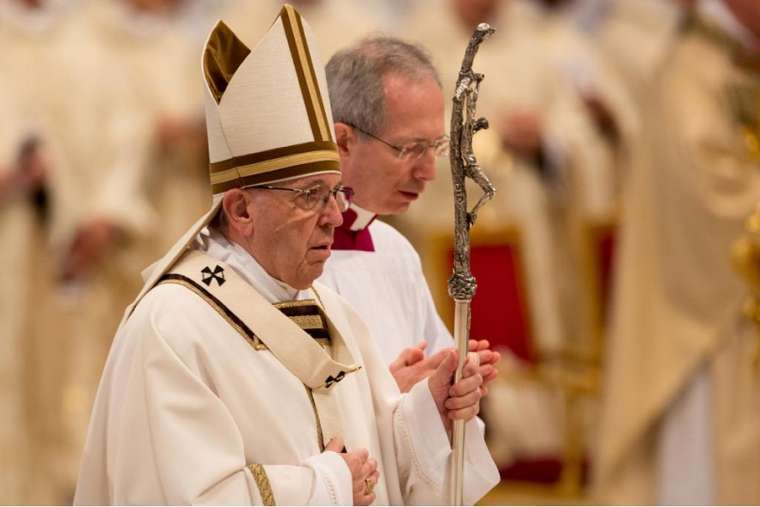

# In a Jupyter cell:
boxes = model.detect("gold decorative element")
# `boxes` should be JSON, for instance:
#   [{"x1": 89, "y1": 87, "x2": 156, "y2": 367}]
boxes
[
  {"x1": 211, "y1": 159, "x2": 340, "y2": 195},
  {"x1": 281, "y1": 5, "x2": 331, "y2": 142},
  {"x1": 305, "y1": 386, "x2": 325, "y2": 451},
  {"x1": 209, "y1": 141, "x2": 338, "y2": 173},
  {"x1": 727, "y1": 82, "x2": 760, "y2": 164},
  {"x1": 743, "y1": 126, "x2": 760, "y2": 165},
  {"x1": 274, "y1": 298, "x2": 317, "y2": 309},
  {"x1": 274, "y1": 298, "x2": 331, "y2": 342},
  {"x1": 248, "y1": 464, "x2": 276, "y2": 506},
  {"x1": 732, "y1": 202, "x2": 760, "y2": 371},
  {"x1": 203, "y1": 21, "x2": 251, "y2": 104},
  {"x1": 210, "y1": 150, "x2": 340, "y2": 186},
  {"x1": 363, "y1": 477, "x2": 375, "y2": 496},
  {"x1": 289, "y1": 314, "x2": 324, "y2": 330}
]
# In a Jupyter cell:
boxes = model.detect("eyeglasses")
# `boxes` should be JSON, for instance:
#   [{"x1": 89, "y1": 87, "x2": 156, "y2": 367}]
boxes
[
  {"x1": 347, "y1": 123, "x2": 449, "y2": 161},
  {"x1": 250, "y1": 183, "x2": 354, "y2": 213}
]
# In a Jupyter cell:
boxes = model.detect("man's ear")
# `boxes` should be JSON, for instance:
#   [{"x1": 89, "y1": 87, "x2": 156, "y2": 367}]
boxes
[
  {"x1": 222, "y1": 189, "x2": 253, "y2": 235},
  {"x1": 334, "y1": 122, "x2": 354, "y2": 157}
]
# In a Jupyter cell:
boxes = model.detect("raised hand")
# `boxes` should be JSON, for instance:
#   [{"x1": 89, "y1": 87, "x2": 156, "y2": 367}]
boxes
[{"x1": 389, "y1": 340, "x2": 450, "y2": 393}]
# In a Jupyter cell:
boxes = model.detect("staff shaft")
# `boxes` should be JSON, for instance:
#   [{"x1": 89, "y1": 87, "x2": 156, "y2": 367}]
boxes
[{"x1": 449, "y1": 299, "x2": 471, "y2": 505}]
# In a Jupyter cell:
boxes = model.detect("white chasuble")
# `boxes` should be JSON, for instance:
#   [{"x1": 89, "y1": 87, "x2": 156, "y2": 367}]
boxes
[{"x1": 75, "y1": 246, "x2": 498, "y2": 505}]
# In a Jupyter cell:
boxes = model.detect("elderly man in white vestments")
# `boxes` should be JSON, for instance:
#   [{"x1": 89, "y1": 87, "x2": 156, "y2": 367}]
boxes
[
  {"x1": 74, "y1": 6, "x2": 499, "y2": 505},
  {"x1": 320, "y1": 36, "x2": 502, "y2": 394}
]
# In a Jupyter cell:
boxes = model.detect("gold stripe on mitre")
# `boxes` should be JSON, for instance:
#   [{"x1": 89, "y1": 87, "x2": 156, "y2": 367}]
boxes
[
  {"x1": 209, "y1": 143, "x2": 340, "y2": 194},
  {"x1": 209, "y1": 141, "x2": 338, "y2": 173},
  {"x1": 280, "y1": 5, "x2": 332, "y2": 143}
]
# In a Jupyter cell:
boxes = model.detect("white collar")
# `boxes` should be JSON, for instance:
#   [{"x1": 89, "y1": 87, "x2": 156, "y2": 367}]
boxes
[
  {"x1": 347, "y1": 202, "x2": 377, "y2": 232},
  {"x1": 196, "y1": 228, "x2": 309, "y2": 304}
]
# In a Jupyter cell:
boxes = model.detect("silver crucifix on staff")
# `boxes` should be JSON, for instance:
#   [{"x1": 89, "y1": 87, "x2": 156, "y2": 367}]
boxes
[{"x1": 448, "y1": 22, "x2": 496, "y2": 507}]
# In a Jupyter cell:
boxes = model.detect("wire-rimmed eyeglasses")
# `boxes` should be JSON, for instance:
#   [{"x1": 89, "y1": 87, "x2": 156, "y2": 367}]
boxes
[
  {"x1": 346, "y1": 123, "x2": 449, "y2": 161},
  {"x1": 250, "y1": 183, "x2": 354, "y2": 213}
]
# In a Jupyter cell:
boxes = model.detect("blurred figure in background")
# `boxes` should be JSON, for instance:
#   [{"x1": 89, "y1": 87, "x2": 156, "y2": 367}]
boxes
[
  {"x1": 594, "y1": 0, "x2": 697, "y2": 103},
  {"x1": 518, "y1": 0, "x2": 636, "y2": 362},
  {"x1": 58, "y1": 0, "x2": 208, "y2": 498},
  {"x1": 0, "y1": 84, "x2": 35, "y2": 506},
  {"x1": 84, "y1": 0, "x2": 208, "y2": 254},
  {"x1": 0, "y1": 1, "x2": 109, "y2": 502},
  {"x1": 595, "y1": 0, "x2": 760, "y2": 503},
  {"x1": 1, "y1": 0, "x2": 162, "y2": 501},
  {"x1": 222, "y1": 0, "x2": 380, "y2": 62}
]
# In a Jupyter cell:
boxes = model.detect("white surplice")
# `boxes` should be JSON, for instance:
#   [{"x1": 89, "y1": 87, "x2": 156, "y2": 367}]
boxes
[
  {"x1": 74, "y1": 229, "x2": 498, "y2": 505},
  {"x1": 320, "y1": 205, "x2": 454, "y2": 365}
]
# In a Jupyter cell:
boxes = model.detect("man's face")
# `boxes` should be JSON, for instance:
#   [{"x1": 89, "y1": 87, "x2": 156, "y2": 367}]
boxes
[
  {"x1": 245, "y1": 173, "x2": 343, "y2": 289},
  {"x1": 341, "y1": 73, "x2": 445, "y2": 215}
]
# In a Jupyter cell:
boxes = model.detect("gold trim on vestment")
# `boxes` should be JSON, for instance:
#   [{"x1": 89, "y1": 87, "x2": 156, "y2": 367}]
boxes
[
  {"x1": 305, "y1": 386, "x2": 326, "y2": 452},
  {"x1": 290, "y1": 314, "x2": 324, "y2": 329},
  {"x1": 248, "y1": 464, "x2": 276, "y2": 505},
  {"x1": 158, "y1": 278, "x2": 268, "y2": 351},
  {"x1": 274, "y1": 298, "x2": 318, "y2": 309}
]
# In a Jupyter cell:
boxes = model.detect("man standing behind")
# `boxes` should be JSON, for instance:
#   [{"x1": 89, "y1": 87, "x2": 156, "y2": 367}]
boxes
[{"x1": 321, "y1": 37, "x2": 501, "y2": 393}]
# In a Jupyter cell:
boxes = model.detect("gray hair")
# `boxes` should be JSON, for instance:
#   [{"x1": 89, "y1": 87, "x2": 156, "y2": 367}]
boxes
[{"x1": 326, "y1": 36, "x2": 441, "y2": 135}]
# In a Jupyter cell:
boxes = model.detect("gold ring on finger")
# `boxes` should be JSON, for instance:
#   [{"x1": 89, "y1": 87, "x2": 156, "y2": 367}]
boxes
[{"x1": 363, "y1": 477, "x2": 375, "y2": 495}]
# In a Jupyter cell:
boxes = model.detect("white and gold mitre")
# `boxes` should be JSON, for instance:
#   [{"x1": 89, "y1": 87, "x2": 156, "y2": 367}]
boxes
[
  {"x1": 129, "y1": 5, "x2": 339, "y2": 313},
  {"x1": 203, "y1": 4, "x2": 340, "y2": 195}
]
